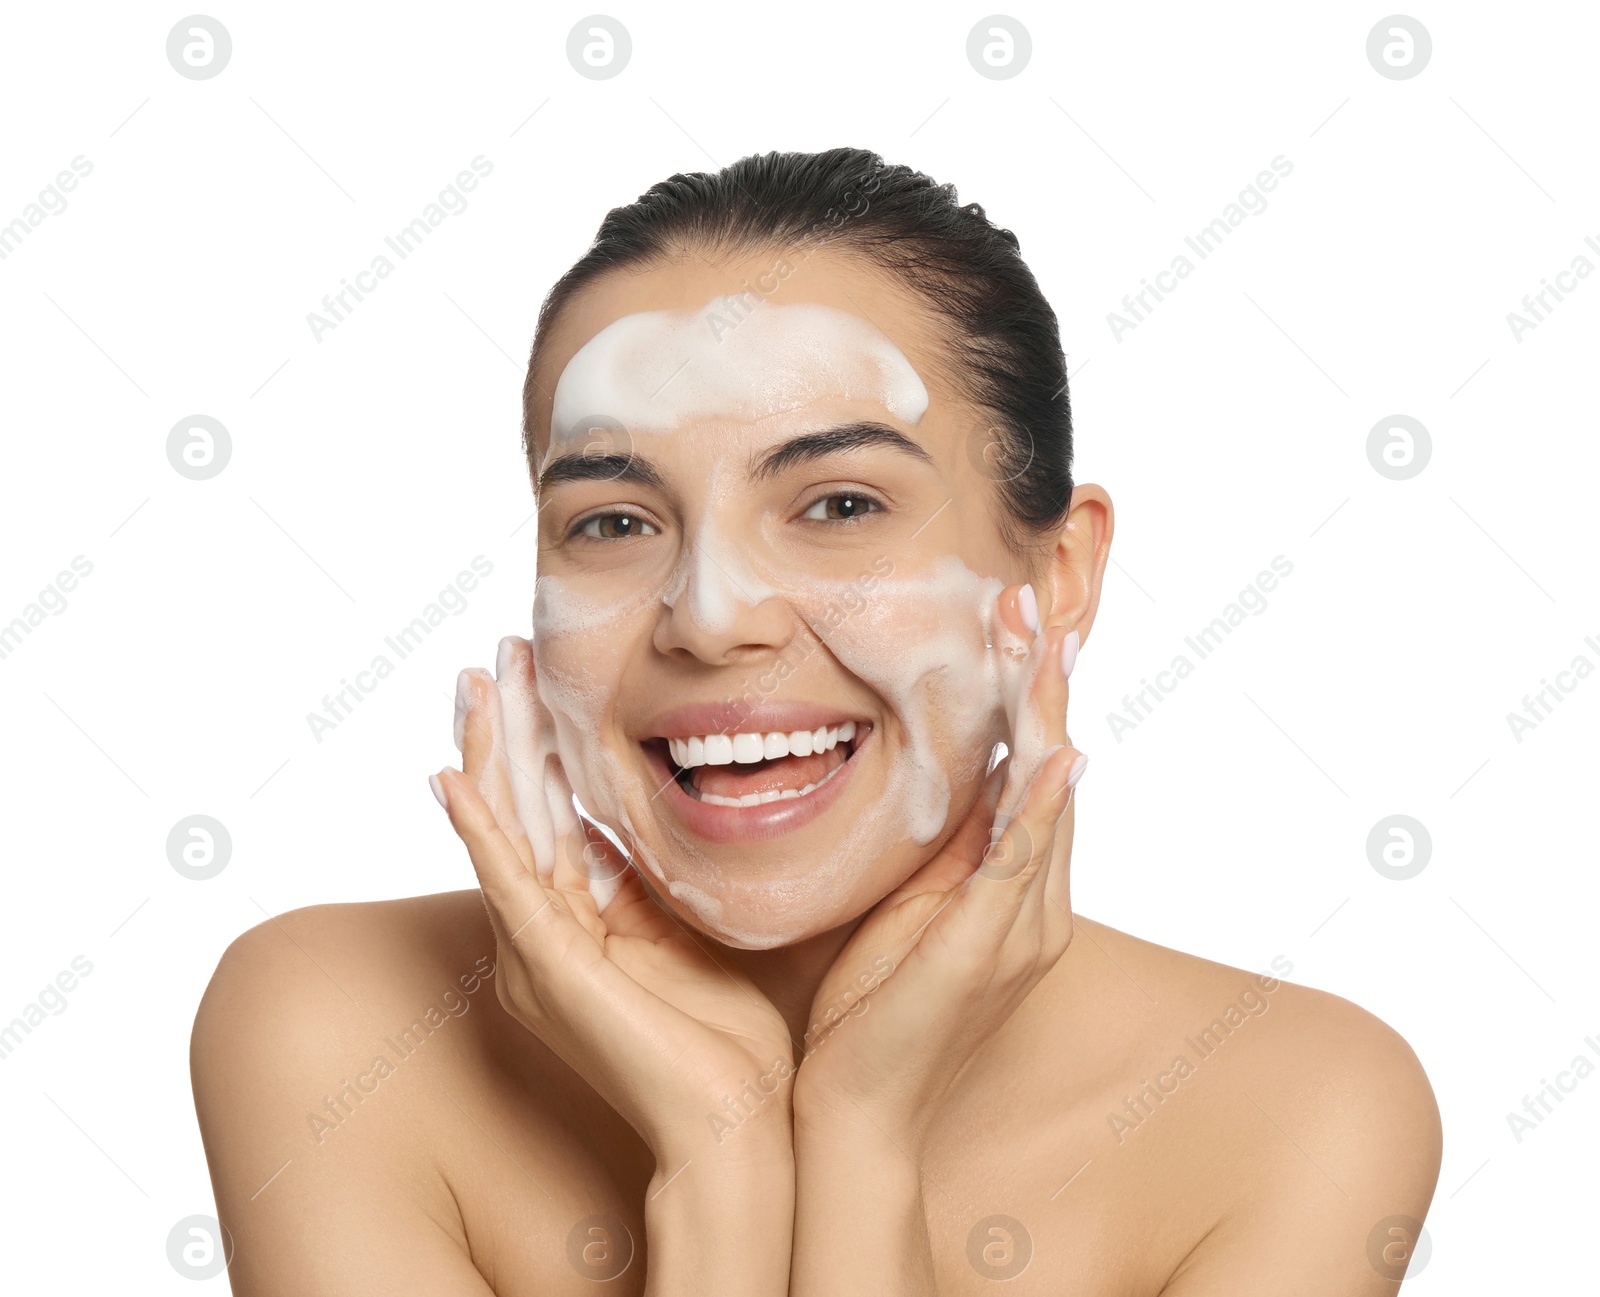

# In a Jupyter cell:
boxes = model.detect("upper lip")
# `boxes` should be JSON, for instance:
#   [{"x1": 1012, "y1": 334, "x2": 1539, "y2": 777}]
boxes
[{"x1": 642, "y1": 701, "x2": 870, "y2": 741}]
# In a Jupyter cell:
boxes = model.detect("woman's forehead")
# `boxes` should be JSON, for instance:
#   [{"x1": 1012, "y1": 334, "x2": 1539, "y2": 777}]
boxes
[
  {"x1": 530, "y1": 250, "x2": 954, "y2": 445},
  {"x1": 549, "y1": 298, "x2": 930, "y2": 448}
]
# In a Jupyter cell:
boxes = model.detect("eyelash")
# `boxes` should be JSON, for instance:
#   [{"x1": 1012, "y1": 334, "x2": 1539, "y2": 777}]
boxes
[
  {"x1": 566, "y1": 490, "x2": 888, "y2": 542},
  {"x1": 799, "y1": 490, "x2": 886, "y2": 523},
  {"x1": 570, "y1": 511, "x2": 659, "y2": 541}
]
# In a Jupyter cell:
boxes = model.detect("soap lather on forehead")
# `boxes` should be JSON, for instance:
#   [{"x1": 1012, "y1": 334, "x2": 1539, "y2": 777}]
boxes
[{"x1": 550, "y1": 298, "x2": 931, "y2": 441}]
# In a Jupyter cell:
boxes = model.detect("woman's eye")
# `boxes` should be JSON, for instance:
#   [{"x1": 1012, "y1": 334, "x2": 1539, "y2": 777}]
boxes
[
  {"x1": 802, "y1": 493, "x2": 882, "y2": 522},
  {"x1": 575, "y1": 513, "x2": 659, "y2": 540}
]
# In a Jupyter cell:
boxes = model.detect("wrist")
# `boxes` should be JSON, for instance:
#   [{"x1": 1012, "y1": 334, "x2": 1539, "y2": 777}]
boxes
[
  {"x1": 648, "y1": 1142, "x2": 795, "y2": 1203},
  {"x1": 794, "y1": 1080, "x2": 931, "y2": 1163},
  {"x1": 650, "y1": 1064, "x2": 797, "y2": 1173},
  {"x1": 645, "y1": 1149, "x2": 795, "y2": 1295},
  {"x1": 792, "y1": 1111, "x2": 930, "y2": 1295},
  {"x1": 793, "y1": 1100, "x2": 934, "y2": 1170}
]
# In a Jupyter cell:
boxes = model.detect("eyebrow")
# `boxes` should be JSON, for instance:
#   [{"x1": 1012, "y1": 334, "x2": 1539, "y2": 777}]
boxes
[
  {"x1": 750, "y1": 422, "x2": 936, "y2": 482},
  {"x1": 536, "y1": 451, "x2": 667, "y2": 498},
  {"x1": 535, "y1": 420, "x2": 935, "y2": 500}
]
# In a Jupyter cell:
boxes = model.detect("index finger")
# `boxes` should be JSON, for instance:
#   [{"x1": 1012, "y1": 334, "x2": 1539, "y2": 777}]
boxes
[
  {"x1": 432, "y1": 765, "x2": 560, "y2": 949},
  {"x1": 994, "y1": 583, "x2": 1079, "y2": 818},
  {"x1": 498, "y1": 635, "x2": 628, "y2": 911}
]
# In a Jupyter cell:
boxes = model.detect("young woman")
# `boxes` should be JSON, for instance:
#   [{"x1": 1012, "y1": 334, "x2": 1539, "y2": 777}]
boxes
[{"x1": 192, "y1": 148, "x2": 1441, "y2": 1294}]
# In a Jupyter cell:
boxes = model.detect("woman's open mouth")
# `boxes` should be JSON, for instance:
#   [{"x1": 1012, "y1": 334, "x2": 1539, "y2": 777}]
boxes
[{"x1": 640, "y1": 716, "x2": 873, "y2": 843}]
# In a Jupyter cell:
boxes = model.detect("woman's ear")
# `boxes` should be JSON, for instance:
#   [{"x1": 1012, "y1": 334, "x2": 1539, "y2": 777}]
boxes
[{"x1": 1041, "y1": 484, "x2": 1113, "y2": 646}]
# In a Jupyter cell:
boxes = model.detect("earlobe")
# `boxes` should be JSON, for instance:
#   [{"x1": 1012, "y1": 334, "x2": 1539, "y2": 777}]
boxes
[{"x1": 1043, "y1": 484, "x2": 1113, "y2": 644}]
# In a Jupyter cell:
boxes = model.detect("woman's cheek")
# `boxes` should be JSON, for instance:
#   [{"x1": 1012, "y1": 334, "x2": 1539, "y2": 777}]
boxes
[
  {"x1": 530, "y1": 617, "x2": 635, "y2": 818},
  {"x1": 781, "y1": 558, "x2": 1011, "y2": 847}
]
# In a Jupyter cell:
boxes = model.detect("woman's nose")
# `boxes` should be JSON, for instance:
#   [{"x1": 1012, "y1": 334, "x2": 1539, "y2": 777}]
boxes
[{"x1": 652, "y1": 534, "x2": 797, "y2": 664}]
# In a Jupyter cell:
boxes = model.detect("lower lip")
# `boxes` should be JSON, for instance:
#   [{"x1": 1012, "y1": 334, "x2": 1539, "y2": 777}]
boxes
[{"x1": 643, "y1": 730, "x2": 870, "y2": 844}]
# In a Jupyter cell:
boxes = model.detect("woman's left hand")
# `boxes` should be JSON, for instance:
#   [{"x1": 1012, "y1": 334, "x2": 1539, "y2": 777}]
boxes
[{"x1": 791, "y1": 587, "x2": 1086, "y2": 1152}]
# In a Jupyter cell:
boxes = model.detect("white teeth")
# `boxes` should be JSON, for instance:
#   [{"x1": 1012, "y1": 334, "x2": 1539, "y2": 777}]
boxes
[
  {"x1": 664, "y1": 723, "x2": 862, "y2": 769},
  {"x1": 694, "y1": 763, "x2": 846, "y2": 807}
]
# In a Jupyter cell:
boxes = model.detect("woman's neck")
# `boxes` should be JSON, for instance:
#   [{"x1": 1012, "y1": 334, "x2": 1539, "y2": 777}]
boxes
[{"x1": 718, "y1": 920, "x2": 865, "y2": 1058}]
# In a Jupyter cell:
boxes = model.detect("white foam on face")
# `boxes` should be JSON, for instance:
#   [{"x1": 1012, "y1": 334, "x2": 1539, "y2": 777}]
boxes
[
  {"x1": 664, "y1": 455, "x2": 778, "y2": 633},
  {"x1": 527, "y1": 293, "x2": 1052, "y2": 947},
  {"x1": 531, "y1": 554, "x2": 1050, "y2": 948},
  {"x1": 549, "y1": 300, "x2": 930, "y2": 448}
]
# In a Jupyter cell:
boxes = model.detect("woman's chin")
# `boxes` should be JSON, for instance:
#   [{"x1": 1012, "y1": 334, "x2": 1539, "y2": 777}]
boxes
[
  {"x1": 622, "y1": 845, "x2": 895, "y2": 951},
  {"x1": 598, "y1": 725, "x2": 966, "y2": 947},
  {"x1": 657, "y1": 892, "x2": 859, "y2": 950}
]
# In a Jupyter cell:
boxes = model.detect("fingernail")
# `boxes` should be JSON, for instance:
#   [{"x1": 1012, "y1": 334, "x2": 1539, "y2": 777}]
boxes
[
  {"x1": 1017, "y1": 584, "x2": 1039, "y2": 635},
  {"x1": 1066, "y1": 753, "x2": 1088, "y2": 790},
  {"x1": 429, "y1": 772, "x2": 449, "y2": 810},
  {"x1": 1060, "y1": 629, "x2": 1080, "y2": 679},
  {"x1": 496, "y1": 636, "x2": 516, "y2": 681},
  {"x1": 453, "y1": 670, "x2": 472, "y2": 751}
]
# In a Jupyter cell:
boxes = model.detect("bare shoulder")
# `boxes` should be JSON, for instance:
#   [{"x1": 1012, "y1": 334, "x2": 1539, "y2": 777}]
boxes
[
  {"x1": 190, "y1": 890, "x2": 504, "y2": 1294},
  {"x1": 1072, "y1": 916, "x2": 1441, "y2": 1159},
  {"x1": 192, "y1": 888, "x2": 499, "y2": 1109},
  {"x1": 195, "y1": 888, "x2": 493, "y2": 1005},
  {"x1": 1068, "y1": 918, "x2": 1442, "y2": 1293}
]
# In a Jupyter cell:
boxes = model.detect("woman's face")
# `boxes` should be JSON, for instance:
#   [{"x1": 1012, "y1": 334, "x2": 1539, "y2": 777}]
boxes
[{"x1": 529, "y1": 249, "x2": 1039, "y2": 948}]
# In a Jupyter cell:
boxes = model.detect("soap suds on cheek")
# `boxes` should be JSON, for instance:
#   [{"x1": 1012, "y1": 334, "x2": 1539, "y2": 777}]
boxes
[
  {"x1": 790, "y1": 557, "x2": 1029, "y2": 846},
  {"x1": 530, "y1": 576, "x2": 658, "y2": 900}
]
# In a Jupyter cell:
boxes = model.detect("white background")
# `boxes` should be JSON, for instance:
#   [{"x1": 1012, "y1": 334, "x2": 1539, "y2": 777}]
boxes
[{"x1": 1, "y1": 1, "x2": 1594, "y2": 1289}]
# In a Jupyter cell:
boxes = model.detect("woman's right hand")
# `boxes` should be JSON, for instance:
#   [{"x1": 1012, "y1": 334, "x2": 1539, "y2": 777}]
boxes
[{"x1": 431, "y1": 635, "x2": 797, "y2": 1174}]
